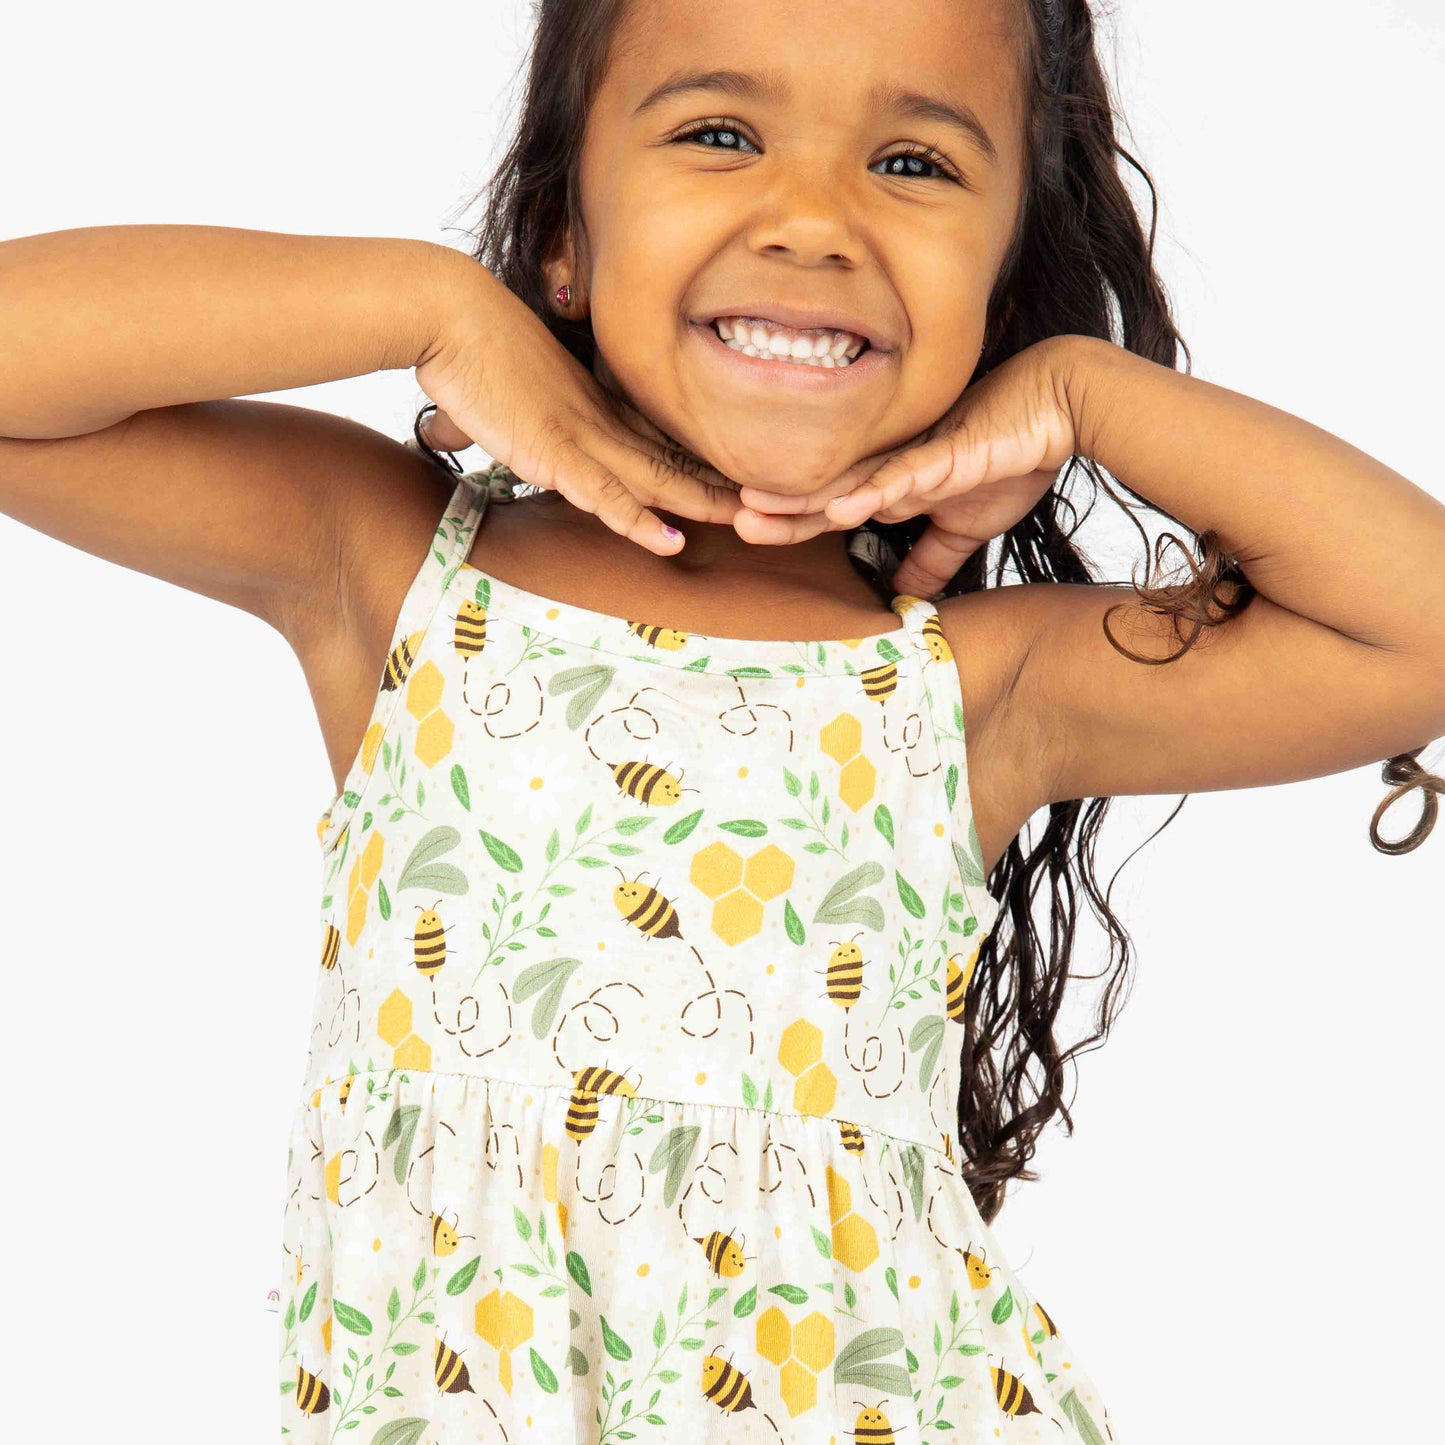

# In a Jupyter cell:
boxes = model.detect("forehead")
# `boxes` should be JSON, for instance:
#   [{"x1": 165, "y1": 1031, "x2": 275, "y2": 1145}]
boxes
[{"x1": 604, "y1": 0, "x2": 1025, "y2": 155}]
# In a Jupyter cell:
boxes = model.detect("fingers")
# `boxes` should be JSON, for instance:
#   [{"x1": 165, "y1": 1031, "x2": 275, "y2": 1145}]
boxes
[
  {"x1": 417, "y1": 406, "x2": 475, "y2": 454},
  {"x1": 541, "y1": 440, "x2": 685, "y2": 556},
  {"x1": 730, "y1": 504, "x2": 839, "y2": 547},
  {"x1": 889, "y1": 522, "x2": 984, "y2": 599}
]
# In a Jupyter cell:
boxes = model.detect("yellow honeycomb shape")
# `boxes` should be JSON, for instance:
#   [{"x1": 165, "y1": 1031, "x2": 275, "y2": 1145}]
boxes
[
  {"x1": 405, "y1": 659, "x2": 445, "y2": 719},
  {"x1": 346, "y1": 882, "x2": 368, "y2": 946},
  {"x1": 393, "y1": 1033, "x2": 431, "y2": 1071},
  {"x1": 819, "y1": 713, "x2": 863, "y2": 764},
  {"x1": 321, "y1": 1313, "x2": 332, "y2": 1354},
  {"x1": 793, "y1": 1061, "x2": 837, "y2": 1116},
  {"x1": 779, "y1": 1358, "x2": 818, "y2": 1416},
  {"x1": 825, "y1": 1165, "x2": 851, "y2": 1224},
  {"x1": 743, "y1": 844, "x2": 795, "y2": 900},
  {"x1": 414, "y1": 708, "x2": 455, "y2": 768},
  {"x1": 778, "y1": 1019, "x2": 824, "y2": 1076},
  {"x1": 690, "y1": 841, "x2": 744, "y2": 897},
  {"x1": 360, "y1": 831, "x2": 385, "y2": 888},
  {"x1": 359, "y1": 720, "x2": 386, "y2": 776},
  {"x1": 324, "y1": 1151, "x2": 343, "y2": 1206},
  {"x1": 712, "y1": 888, "x2": 765, "y2": 946},
  {"x1": 378, "y1": 988, "x2": 413, "y2": 1045},
  {"x1": 838, "y1": 754, "x2": 878, "y2": 812},
  {"x1": 792, "y1": 1311, "x2": 835, "y2": 1371},
  {"x1": 475, "y1": 1290, "x2": 535, "y2": 1351},
  {"x1": 756, "y1": 1306, "x2": 792, "y2": 1366},
  {"x1": 542, "y1": 1143, "x2": 559, "y2": 1203},
  {"x1": 832, "y1": 1212, "x2": 880, "y2": 1272}
]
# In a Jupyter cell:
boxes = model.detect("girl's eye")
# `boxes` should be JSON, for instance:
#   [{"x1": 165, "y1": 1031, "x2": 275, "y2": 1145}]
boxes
[{"x1": 669, "y1": 120, "x2": 964, "y2": 186}]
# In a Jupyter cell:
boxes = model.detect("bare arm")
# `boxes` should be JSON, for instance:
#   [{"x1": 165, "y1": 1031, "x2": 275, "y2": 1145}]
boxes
[
  {"x1": 1009, "y1": 336, "x2": 1445, "y2": 807},
  {"x1": 0, "y1": 225, "x2": 479, "y2": 632}
]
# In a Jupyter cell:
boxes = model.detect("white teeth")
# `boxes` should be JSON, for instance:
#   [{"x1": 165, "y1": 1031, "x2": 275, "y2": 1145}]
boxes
[{"x1": 709, "y1": 313, "x2": 870, "y2": 369}]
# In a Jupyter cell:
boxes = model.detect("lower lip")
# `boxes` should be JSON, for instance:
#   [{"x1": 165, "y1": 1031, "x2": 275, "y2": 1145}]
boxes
[{"x1": 687, "y1": 321, "x2": 893, "y2": 393}]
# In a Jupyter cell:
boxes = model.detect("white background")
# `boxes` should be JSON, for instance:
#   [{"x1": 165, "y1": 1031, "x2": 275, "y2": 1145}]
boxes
[{"x1": 1, "y1": 1, "x2": 1441, "y2": 1439}]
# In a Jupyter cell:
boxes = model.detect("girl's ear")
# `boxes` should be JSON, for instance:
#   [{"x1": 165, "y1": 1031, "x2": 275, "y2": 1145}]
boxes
[{"x1": 543, "y1": 239, "x2": 588, "y2": 319}]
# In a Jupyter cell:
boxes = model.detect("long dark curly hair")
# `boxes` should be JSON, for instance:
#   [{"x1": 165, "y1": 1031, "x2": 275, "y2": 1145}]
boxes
[{"x1": 410, "y1": 0, "x2": 1443, "y2": 1224}]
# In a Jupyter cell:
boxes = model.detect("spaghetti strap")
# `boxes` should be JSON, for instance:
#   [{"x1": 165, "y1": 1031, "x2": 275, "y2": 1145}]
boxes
[
  {"x1": 891, "y1": 591, "x2": 1003, "y2": 939},
  {"x1": 314, "y1": 472, "x2": 488, "y2": 857}
]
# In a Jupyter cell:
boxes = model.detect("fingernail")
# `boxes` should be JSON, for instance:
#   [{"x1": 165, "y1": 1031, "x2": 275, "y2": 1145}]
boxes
[{"x1": 663, "y1": 525, "x2": 681, "y2": 537}]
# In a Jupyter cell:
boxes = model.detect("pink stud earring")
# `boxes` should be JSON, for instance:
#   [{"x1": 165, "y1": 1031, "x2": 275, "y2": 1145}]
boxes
[{"x1": 555, "y1": 283, "x2": 571, "y2": 307}]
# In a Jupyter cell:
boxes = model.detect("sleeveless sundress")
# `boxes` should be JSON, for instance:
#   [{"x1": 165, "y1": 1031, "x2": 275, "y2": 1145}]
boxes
[{"x1": 276, "y1": 465, "x2": 1117, "y2": 1443}]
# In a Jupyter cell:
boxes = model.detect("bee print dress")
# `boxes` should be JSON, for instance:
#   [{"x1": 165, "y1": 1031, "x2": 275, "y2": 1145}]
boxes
[{"x1": 277, "y1": 465, "x2": 1118, "y2": 1443}]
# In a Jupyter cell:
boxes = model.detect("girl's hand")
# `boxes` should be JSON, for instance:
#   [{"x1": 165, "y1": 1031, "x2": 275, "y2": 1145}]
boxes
[
  {"x1": 414, "y1": 265, "x2": 743, "y2": 555},
  {"x1": 732, "y1": 337, "x2": 1083, "y2": 597}
]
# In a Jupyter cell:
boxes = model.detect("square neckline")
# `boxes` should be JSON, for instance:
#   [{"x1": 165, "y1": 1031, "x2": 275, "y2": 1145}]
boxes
[{"x1": 444, "y1": 472, "x2": 924, "y2": 678}]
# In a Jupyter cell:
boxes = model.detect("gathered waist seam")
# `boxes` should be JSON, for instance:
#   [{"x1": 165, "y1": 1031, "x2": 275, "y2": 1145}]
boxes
[{"x1": 302, "y1": 1062, "x2": 953, "y2": 1157}]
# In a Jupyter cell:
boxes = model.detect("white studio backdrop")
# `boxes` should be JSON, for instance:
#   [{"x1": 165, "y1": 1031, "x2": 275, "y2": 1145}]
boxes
[{"x1": 1, "y1": 1, "x2": 1439, "y2": 1439}]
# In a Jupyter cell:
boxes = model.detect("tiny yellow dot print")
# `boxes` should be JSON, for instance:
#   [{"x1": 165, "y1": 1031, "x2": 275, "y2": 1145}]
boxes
[
  {"x1": 695, "y1": 1071, "x2": 707, "y2": 1084},
  {"x1": 934, "y1": 822, "x2": 945, "y2": 836},
  {"x1": 530, "y1": 776, "x2": 544, "y2": 789},
  {"x1": 637, "y1": 1263, "x2": 650, "y2": 1277}
]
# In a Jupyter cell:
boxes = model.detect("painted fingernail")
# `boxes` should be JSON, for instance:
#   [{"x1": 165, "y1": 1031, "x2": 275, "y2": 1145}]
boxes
[{"x1": 663, "y1": 525, "x2": 681, "y2": 537}]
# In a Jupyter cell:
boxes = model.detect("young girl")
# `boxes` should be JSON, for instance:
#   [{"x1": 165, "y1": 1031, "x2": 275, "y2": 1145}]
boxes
[{"x1": 3, "y1": 1, "x2": 1441, "y2": 1442}]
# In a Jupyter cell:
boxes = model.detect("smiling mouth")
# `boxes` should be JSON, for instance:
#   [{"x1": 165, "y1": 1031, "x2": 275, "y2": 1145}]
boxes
[{"x1": 711, "y1": 316, "x2": 871, "y2": 369}]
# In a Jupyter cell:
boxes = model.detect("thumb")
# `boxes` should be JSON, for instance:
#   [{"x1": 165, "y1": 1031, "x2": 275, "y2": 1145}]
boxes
[{"x1": 889, "y1": 521, "x2": 986, "y2": 600}]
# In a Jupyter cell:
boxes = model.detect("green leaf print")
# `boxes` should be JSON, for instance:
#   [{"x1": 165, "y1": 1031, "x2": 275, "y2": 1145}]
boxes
[
  {"x1": 396, "y1": 825, "x2": 469, "y2": 895},
  {"x1": 810, "y1": 1225, "x2": 832, "y2": 1260},
  {"x1": 512, "y1": 957, "x2": 583, "y2": 1039},
  {"x1": 333, "y1": 1299, "x2": 373, "y2": 1336},
  {"x1": 566, "y1": 1251, "x2": 593, "y2": 1296},
  {"x1": 783, "y1": 767, "x2": 802, "y2": 796},
  {"x1": 646, "y1": 1125, "x2": 701, "y2": 1208},
  {"x1": 513, "y1": 1206, "x2": 533, "y2": 1241},
  {"x1": 378, "y1": 878, "x2": 392, "y2": 919},
  {"x1": 783, "y1": 899, "x2": 805, "y2": 944},
  {"x1": 733, "y1": 1285, "x2": 757, "y2": 1318},
  {"x1": 1058, "y1": 1388, "x2": 1110, "y2": 1445},
  {"x1": 381, "y1": 1104, "x2": 422, "y2": 1185},
  {"x1": 652, "y1": 1312, "x2": 666, "y2": 1348},
  {"x1": 370, "y1": 1421, "x2": 430, "y2": 1445},
  {"x1": 386, "y1": 1288, "x2": 400, "y2": 1323},
  {"x1": 446, "y1": 1256, "x2": 482, "y2": 1296},
  {"x1": 834, "y1": 1326, "x2": 912, "y2": 1396},
  {"x1": 953, "y1": 825, "x2": 987, "y2": 889},
  {"x1": 599, "y1": 1314, "x2": 632, "y2": 1361},
  {"x1": 991, "y1": 1287, "x2": 1014, "y2": 1324},
  {"x1": 450, "y1": 763, "x2": 470, "y2": 811},
  {"x1": 895, "y1": 869, "x2": 927, "y2": 919},
  {"x1": 479, "y1": 829, "x2": 525, "y2": 872},
  {"x1": 530, "y1": 1347, "x2": 560, "y2": 1394},
  {"x1": 740, "y1": 1073, "x2": 758, "y2": 1107},
  {"x1": 769, "y1": 1283, "x2": 808, "y2": 1304},
  {"x1": 885, "y1": 1266, "x2": 899, "y2": 1300},
  {"x1": 814, "y1": 860, "x2": 885, "y2": 931},
  {"x1": 548, "y1": 662, "x2": 617, "y2": 731},
  {"x1": 944, "y1": 759, "x2": 959, "y2": 810},
  {"x1": 718, "y1": 819, "x2": 767, "y2": 836},
  {"x1": 909, "y1": 1014, "x2": 944, "y2": 1088},
  {"x1": 299, "y1": 1281, "x2": 317, "y2": 1323},
  {"x1": 662, "y1": 809, "x2": 703, "y2": 844},
  {"x1": 873, "y1": 803, "x2": 895, "y2": 848},
  {"x1": 899, "y1": 1144, "x2": 926, "y2": 1222}
]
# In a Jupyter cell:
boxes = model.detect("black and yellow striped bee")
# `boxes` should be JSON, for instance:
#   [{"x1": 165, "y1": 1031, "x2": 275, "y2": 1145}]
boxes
[
  {"x1": 380, "y1": 628, "x2": 426, "y2": 692},
  {"x1": 700, "y1": 1352, "x2": 756, "y2": 1412},
  {"x1": 452, "y1": 596, "x2": 488, "y2": 659},
  {"x1": 960, "y1": 1243, "x2": 994, "y2": 1290},
  {"x1": 612, "y1": 868, "x2": 683, "y2": 940},
  {"x1": 944, "y1": 945, "x2": 979, "y2": 1022},
  {"x1": 319, "y1": 921, "x2": 341, "y2": 972},
  {"x1": 851, "y1": 1399, "x2": 897, "y2": 1444},
  {"x1": 565, "y1": 1065, "x2": 638, "y2": 1141},
  {"x1": 990, "y1": 1360, "x2": 1046, "y2": 1419},
  {"x1": 819, "y1": 930, "x2": 866, "y2": 1008},
  {"x1": 858, "y1": 660, "x2": 900, "y2": 703},
  {"x1": 838, "y1": 1119, "x2": 866, "y2": 1155},
  {"x1": 627, "y1": 620, "x2": 689, "y2": 651},
  {"x1": 336, "y1": 1074, "x2": 354, "y2": 1111},
  {"x1": 1032, "y1": 1299, "x2": 1060, "y2": 1340},
  {"x1": 431, "y1": 1208, "x2": 474, "y2": 1257},
  {"x1": 434, "y1": 1334, "x2": 476, "y2": 1394},
  {"x1": 608, "y1": 759, "x2": 694, "y2": 808},
  {"x1": 294, "y1": 1362, "x2": 330, "y2": 1415},
  {"x1": 405, "y1": 899, "x2": 453, "y2": 979},
  {"x1": 693, "y1": 1229, "x2": 749, "y2": 1278},
  {"x1": 920, "y1": 609, "x2": 954, "y2": 665}
]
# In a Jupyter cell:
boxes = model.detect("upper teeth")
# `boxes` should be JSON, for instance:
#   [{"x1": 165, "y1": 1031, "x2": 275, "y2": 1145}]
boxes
[{"x1": 714, "y1": 316, "x2": 868, "y2": 367}]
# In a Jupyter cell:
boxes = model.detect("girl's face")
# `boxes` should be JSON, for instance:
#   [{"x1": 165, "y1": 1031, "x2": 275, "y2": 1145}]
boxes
[{"x1": 573, "y1": 0, "x2": 1028, "y2": 498}]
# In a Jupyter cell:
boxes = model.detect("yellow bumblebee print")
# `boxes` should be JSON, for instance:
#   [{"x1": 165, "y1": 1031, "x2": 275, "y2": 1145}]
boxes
[{"x1": 279, "y1": 469, "x2": 1116, "y2": 1442}]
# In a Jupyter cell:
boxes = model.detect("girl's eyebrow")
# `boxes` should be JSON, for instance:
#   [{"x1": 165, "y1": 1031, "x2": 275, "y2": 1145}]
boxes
[{"x1": 631, "y1": 66, "x2": 999, "y2": 168}]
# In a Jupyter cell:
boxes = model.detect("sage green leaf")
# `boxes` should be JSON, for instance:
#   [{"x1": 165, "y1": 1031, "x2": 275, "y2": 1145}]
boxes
[{"x1": 479, "y1": 830, "x2": 524, "y2": 873}]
